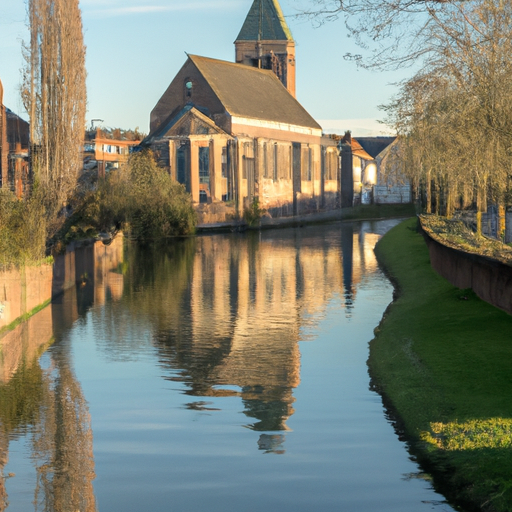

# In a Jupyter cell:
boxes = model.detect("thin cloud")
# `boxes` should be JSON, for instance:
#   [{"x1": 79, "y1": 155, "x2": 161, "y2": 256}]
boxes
[
  {"x1": 84, "y1": 0, "x2": 242, "y2": 18},
  {"x1": 318, "y1": 119, "x2": 394, "y2": 137}
]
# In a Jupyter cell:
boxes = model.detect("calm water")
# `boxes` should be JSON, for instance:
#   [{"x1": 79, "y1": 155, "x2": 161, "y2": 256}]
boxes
[{"x1": 0, "y1": 220, "x2": 457, "y2": 512}]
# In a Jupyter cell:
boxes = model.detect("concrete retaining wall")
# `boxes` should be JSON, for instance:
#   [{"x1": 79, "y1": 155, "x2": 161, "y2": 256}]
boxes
[{"x1": 421, "y1": 227, "x2": 512, "y2": 316}]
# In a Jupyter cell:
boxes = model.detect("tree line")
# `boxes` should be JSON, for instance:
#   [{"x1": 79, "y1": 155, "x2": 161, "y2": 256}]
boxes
[{"x1": 305, "y1": 0, "x2": 512, "y2": 234}]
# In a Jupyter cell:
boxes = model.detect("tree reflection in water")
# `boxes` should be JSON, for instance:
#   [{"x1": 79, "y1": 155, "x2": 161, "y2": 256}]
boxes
[
  {"x1": 0, "y1": 288, "x2": 97, "y2": 512},
  {"x1": 0, "y1": 220, "x2": 387, "y2": 508}
]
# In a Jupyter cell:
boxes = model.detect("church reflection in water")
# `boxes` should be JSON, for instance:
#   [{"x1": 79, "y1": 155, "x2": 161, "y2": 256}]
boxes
[
  {"x1": 0, "y1": 221, "x2": 385, "y2": 508},
  {"x1": 120, "y1": 222, "x2": 383, "y2": 453}
]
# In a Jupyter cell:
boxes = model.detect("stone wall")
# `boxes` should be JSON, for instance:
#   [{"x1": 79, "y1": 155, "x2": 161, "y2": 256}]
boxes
[{"x1": 421, "y1": 227, "x2": 512, "y2": 316}]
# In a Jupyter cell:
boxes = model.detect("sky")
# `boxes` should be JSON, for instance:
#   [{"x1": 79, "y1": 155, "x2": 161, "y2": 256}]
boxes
[{"x1": 0, "y1": 0, "x2": 410, "y2": 137}]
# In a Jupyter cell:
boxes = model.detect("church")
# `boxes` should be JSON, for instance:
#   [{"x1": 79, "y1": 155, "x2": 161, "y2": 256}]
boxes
[{"x1": 143, "y1": 0, "x2": 343, "y2": 224}]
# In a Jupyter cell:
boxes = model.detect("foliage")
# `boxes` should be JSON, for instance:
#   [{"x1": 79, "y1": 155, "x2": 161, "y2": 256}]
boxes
[
  {"x1": 243, "y1": 197, "x2": 267, "y2": 226},
  {"x1": 380, "y1": 0, "x2": 512, "y2": 219},
  {"x1": 371, "y1": 218, "x2": 512, "y2": 511},
  {"x1": 68, "y1": 150, "x2": 196, "y2": 243},
  {"x1": 420, "y1": 214, "x2": 512, "y2": 264},
  {"x1": 85, "y1": 126, "x2": 145, "y2": 141},
  {"x1": 304, "y1": 0, "x2": 512, "y2": 223},
  {"x1": 0, "y1": 189, "x2": 47, "y2": 267}
]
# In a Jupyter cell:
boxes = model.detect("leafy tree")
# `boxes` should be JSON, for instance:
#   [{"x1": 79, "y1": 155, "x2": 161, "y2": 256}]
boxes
[{"x1": 76, "y1": 151, "x2": 196, "y2": 242}]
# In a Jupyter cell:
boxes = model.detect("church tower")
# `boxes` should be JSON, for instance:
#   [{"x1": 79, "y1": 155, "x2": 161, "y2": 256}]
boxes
[{"x1": 235, "y1": 0, "x2": 296, "y2": 97}]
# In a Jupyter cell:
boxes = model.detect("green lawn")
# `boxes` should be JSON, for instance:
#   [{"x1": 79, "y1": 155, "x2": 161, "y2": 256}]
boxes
[{"x1": 370, "y1": 217, "x2": 512, "y2": 512}]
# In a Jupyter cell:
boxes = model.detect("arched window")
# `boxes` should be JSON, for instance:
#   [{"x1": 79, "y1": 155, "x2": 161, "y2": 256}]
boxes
[{"x1": 184, "y1": 78, "x2": 193, "y2": 101}]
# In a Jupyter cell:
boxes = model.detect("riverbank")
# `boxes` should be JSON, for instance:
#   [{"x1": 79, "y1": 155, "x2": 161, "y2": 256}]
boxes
[
  {"x1": 197, "y1": 203, "x2": 416, "y2": 232},
  {"x1": 370, "y1": 217, "x2": 512, "y2": 512}
]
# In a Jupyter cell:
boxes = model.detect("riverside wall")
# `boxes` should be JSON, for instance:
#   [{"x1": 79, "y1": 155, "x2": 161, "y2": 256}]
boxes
[
  {"x1": 0, "y1": 236, "x2": 124, "y2": 384},
  {"x1": 420, "y1": 226, "x2": 512, "y2": 316},
  {"x1": 0, "y1": 235, "x2": 124, "y2": 330}
]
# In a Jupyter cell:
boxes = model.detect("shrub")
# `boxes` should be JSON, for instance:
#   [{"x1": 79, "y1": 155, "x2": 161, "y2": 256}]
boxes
[
  {"x1": 0, "y1": 190, "x2": 47, "y2": 267},
  {"x1": 243, "y1": 197, "x2": 266, "y2": 227},
  {"x1": 67, "y1": 150, "x2": 196, "y2": 243}
]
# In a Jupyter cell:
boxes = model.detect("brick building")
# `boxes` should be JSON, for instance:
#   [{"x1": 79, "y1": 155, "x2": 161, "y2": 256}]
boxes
[
  {"x1": 84, "y1": 128, "x2": 141, "y2": 177},
  {"x1": 144, "y1": 0, "x2": 342, "y2": 224},
  {"x1": 0, "y1": 78, "x2": 30, "y2": 197}
]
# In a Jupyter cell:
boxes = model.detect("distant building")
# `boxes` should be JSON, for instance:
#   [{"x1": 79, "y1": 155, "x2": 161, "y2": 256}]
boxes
[
  {"x1": 144, "y1": 0, "x2": 341, "y2": 225},
  {"x1": 373, "y1": 138, "x2": 411, "y2": 204},
  {"x1": 83, "y1": 128, "x2": 141, "y2": 177},
  {"x1": 0, "y1": 78, "x2": 30, "y2": 197}
]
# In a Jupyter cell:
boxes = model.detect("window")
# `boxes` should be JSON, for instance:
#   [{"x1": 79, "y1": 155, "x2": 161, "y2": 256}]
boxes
[
  {"x1": 308, "y1": 147, "x2": 312, "y2": 181},
  {"x1": 302, "y1": 146, "x2": 312, "y2": 181},
  {"x1": 184, "y1": 78, "x2": 193, "y2": 101},
  {"x1": 263, "y1": 143, "x2": 268, "y2": 178},
  {"x1": 221, "y1": 147, "x2": 227, "y2": 178},
  {"x1": 199, "y1": 146, "x2": 209, "y2": 184},
  {"x1": 326, "y1": 150, "x2": 337, "y2": 180},
  {"x1": 177, "y1": 145, "x2": 187, "y2": 185},
  {"x1": 289, "y1": 146, "x2": 292, "y2": 179},
  {"x1": 273, "y1": 144, "x2": 278, "y2": 181}
]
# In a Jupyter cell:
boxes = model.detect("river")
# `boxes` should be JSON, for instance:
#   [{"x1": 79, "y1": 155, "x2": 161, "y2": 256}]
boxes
[{"x1": 0, "y1": 220, "x2": 457, "y2": 512}]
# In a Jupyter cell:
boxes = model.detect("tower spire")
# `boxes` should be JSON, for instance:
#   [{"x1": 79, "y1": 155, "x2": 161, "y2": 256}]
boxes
[{"x1": 235, "y1": 0, "x2": 296, "y2": 96}]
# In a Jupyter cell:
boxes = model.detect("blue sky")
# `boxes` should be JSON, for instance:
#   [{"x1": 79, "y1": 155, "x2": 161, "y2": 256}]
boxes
[{"x1": 0, "y1": 0, "x2": 409, "y2": 136}]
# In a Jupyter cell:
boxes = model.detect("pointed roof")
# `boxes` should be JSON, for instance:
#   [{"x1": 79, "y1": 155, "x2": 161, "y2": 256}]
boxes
[
  {"x1": 188, "y1": 55, "x2": 320, "y2": 130},
  {"x1": 236, "y1": 0, "x2": 293, "y2": 41},
  {"x1": 351, "y1": 138, "x2": 374, "y2": 161},
  {"x1": 145, "y1": 105, "x2": 231, "y2": 143}
]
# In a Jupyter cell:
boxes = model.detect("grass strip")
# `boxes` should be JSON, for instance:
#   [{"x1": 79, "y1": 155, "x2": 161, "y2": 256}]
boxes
[
  {"x1": 370, "y1": 217, "x2": 512, "y2": 512},
  {"x1": 0, "y1": 298, "x2": 52, "y2": 339}
]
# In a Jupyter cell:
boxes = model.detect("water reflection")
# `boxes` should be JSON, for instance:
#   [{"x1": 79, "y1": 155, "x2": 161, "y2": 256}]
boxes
[
  {"x1": 115, "y1": 223, "x2": 385, "y2": 451},
  {"x1": 0, "y1": 236, "x2": 125, "y2": 511},
  {"x1": 0, "y1": 220, "x2": 394, "y2": 508}
]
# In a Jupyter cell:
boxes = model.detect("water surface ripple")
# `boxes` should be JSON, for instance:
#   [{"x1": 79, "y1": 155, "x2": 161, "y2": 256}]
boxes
[{"x1": 1, "y1": 220, "x2": 457, "y2": 512}]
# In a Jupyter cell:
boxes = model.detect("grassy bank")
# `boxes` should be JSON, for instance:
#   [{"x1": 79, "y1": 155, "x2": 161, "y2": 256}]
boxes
[{"x1": 370, "y1": 217, "x2": 512, "y2": 512}]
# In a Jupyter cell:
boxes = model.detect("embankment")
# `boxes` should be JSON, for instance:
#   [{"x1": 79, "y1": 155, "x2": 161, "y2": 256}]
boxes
[
  {"x1": 420, "y1": 222, "x2": 512, "y2": 316},
  {"x1": 370, "y1": 217, "x2": 512, "y2": 512}
]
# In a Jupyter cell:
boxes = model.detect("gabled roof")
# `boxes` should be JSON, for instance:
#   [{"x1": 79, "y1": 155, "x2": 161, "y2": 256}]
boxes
[
  {"x1": 355, "y1": 137, "x2": 397, "y2": 158},
  {"x1": 351, "y1": 138, "x2": 374, "y2": 161},
  {"x1": 145, "y1": 105, "x2": 230, "y2": 143},
  {"x1": 188, "y1": 55, "x2": 321, "y2": 130},
  {"x1": 236, "y1": 0, "x2": 293, "y2": 41}
]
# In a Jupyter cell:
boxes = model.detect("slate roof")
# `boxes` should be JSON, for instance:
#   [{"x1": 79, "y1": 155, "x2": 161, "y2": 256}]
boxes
[
  {"x1": 236, "y1": 0, "x2": 293, "y2": 41},
  {"x1": 188, "y1": 55, "x2": 321, "y2": 130},
  {"x1": 355, "y1": 137, "x2": 396, "y2": 158},
  {"x1": 351, "y1": 138, "x2": 374, "y2": 161}
]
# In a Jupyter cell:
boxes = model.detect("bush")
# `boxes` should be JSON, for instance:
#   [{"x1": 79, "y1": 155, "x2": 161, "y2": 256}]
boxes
[
  {"x1": 0, "y1": 190, "x2": 47, "y2": 267},
  {"x1": 243, "y1": 197, "x2": 266, "y2": 227},
  {"x1": 70, "y1": 150, "x2": 196, "y2": 243}
]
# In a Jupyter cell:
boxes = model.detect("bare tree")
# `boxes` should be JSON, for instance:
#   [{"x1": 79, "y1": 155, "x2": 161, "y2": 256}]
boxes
[
  {"x1": 297, "y1": 0, "x2": 466, "y2": 69},
  {"x1": 22, "y1": 0, "x2": 87, "y2": 228},
  {"x1": 380, "y1": 0, "x2": 512, "y2": 234}
]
